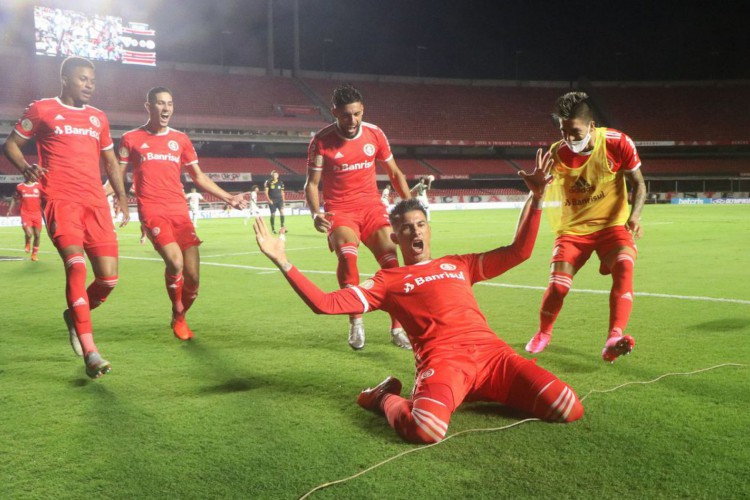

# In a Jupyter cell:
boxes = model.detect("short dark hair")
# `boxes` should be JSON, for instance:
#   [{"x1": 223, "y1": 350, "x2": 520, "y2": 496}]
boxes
[
  {"x1": 552, "y1": 91, "x2": 594, "y2": 122},
  {"x1": 60, "y1": 56, "x2": 94, "y2": 79},
  {"x1": 389, "y1": 198, "x2": 427, "y2": 228},
  {"x1": 332, "y1": 84, "x2": 363, "y2": 108},
  {"x1": 147, "y1": 86, "x2": 173, "y2": 104}
]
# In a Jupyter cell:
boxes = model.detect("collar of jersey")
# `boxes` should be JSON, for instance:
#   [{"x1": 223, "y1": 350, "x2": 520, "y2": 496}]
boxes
[
  {"x1": 55, "y1": 96, "x2": 86, "y2": 110},
  {"x1": 333, "y1": 123, "x2": 363, "y2": 141},
  {"x1": 141, "y1": 126, "x2": 172, "y2": 136}
]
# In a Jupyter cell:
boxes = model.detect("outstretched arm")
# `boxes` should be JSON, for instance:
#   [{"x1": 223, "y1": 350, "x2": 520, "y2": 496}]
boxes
[
  {"x1": 252, "y1": 217, "x2": 366, "y2": 315},
  {"x1": 478, "y1": 149, "x2": 553, "y2": 279},
  {"x1": 186, "y1": 163, "x2": 247, "y2": 209}
]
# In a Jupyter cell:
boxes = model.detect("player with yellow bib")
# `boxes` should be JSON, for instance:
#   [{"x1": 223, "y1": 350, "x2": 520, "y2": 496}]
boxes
[{"x1": 525, "y1": 92, "x2": 646, "y2": 362}]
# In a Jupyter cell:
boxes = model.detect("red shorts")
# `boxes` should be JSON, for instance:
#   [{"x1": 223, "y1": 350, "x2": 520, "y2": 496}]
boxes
[
  {"x1": 141, "y1": 212, "x2": 202, "y2": 251},
  {"x1": 43, "y1": 199, "x2": 117, "y2": 256},
  {"x1": 21, "y1": 212, "x2": 42, "y2": 229},
  {"x1": 551, "y1": 225, "x2": 637, "y2": 274},
  {"x1": 412, "y1": 338, "x2": 568, "y2": 413},
  {"x1": 326, "y1": 203, "x2": 391, "y2": 249}
]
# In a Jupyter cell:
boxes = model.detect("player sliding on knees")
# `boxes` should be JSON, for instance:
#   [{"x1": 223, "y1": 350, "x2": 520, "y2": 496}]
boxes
[
  {"x1": 119, "y1": 86, "x2": 247, "y2": 341},
  {"x1": 253, "y1": 152, "x2": 585, "y2": 444}
]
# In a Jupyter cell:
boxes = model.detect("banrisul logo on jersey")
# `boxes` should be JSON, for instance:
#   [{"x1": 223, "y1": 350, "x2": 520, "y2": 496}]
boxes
[
  {"x1": 53, "y1": 125, "x2": 100, "y2": 139},
  {"x1": 402, "y1": 268, "x2": 466, "y2": 293}
]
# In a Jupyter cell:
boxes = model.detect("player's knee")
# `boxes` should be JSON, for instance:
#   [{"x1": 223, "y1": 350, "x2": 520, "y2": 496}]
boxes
[
  {"x1": 611, "y1": 252, "x2": 635, "y2": 274},
  {"x1": 397, "y1": 397, "x2": 450, "y2": 444},
  {"x1": 534, "y1": 380, "x2": 584, "y2": 423},
  {"x1": 398, "y1": 426, "x2": 444, "y2": 445},
  {"x1": 548, "y1": 281, "x2": 570, "y2": 301}
]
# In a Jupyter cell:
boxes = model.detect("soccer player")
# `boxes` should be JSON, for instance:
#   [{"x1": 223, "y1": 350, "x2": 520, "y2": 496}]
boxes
[
  {"x1": 305, "y1": 84, "x2": 412, "y2": 350},
  {"x1": 410, "y1": 175, "x2": 434, "y2": 222},
  {"x1": 185, "y1": 187, "x2": 203, "y2": 228},
  {"x1": 264, "y1": 170, "x2": 285, "y2": 234},
  {"x1": 253, "y1": 153, "x2": 583, "y2": 444},
  {"x1": 380, "y1": 184, "x2": 391, "y2": 208},
  {"x1": 524, "y1": 91, "x2": 646, "y2": 363},
  {"x1": 3, "y1": 56, "x2": 129, "y2": 379},
  {"x1": 7, "y1": 179, "x2": 43, "y2": 261},
  {"x1": 243, "y1": 185, "x2": 260, "y2": 225},
  {"x1": 119, "y1": 86, "x2": 247, "y2": 340}
]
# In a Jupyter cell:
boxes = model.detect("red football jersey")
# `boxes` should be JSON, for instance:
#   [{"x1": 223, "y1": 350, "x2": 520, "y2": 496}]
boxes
[
  {"x1": 556, "y1": 128, "x2": 641, "y2": 172},
  {"x1": 119, "y1": 127, "x2": 198, "y2": 217},
  {"x1": 15, "y1": 182, "x2": 42, "y2": 216},
  {"x1": 282, "y1": 206, "x2": 541, "y2": 362},
  {"x1": 13, "y1": 97, "x2": 113, "y2": 208},
  {"x1": 306, "y1": 122, "x2": 393, "y2": 212}
]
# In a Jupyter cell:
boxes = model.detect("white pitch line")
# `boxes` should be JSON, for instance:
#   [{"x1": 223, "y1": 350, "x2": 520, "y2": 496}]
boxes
[
  {"x1": 201, "y1": 246, "x2": 320, "y2": 258},
  {"x1": 2, "y1": 246, "x2": 747, "y2": 304},
  {"x1": 477, "y1": 282, "x2": 750, "y2": 305}
]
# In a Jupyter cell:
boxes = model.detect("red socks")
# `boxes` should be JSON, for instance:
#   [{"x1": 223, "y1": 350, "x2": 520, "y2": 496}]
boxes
[
  {"x1": 609, "y1": 253, "x2": 635, "y2": 335},
  {"x1": 165, "y1": 272, "x2": 185, "y2": 316},
  {"x1": 87, "y1": 276, "x2": 118, "y2": 310},
  {"x1": 538, "y1": 272, "x2": 573, "y2": 334},
  {"x1": 182, "y1": 282, "x2": 199, "y2": 313},
  {"x1": 377, "y1": 251, "x2": 402, "y2": 330},
  {"x1": 64, "y1": 254, "x2": 96, "y2": 355}
]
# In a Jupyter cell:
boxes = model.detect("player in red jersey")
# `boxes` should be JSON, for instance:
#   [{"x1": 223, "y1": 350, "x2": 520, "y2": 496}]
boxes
[
  {"x1": 305, "y1": 84, "x2": 413, "y2": 351},
  {"x1": 119, "y1": 86, "x2": 247, "y2": 340},
  {"x1": 3, "y1": 56, "x2": 129, "y2": 379},
  {"x1": 253, "y1": 153, "x2": 584, "y2": 444},
  {"x1": 525, "y1": 92, "x2": 646, "y2": 362},
  {"x1": 7, "y1": 180, "x2": 43, "y2": 260}
]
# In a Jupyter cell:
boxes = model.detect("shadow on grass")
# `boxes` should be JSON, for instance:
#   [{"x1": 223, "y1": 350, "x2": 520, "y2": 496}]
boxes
[{"x1": 687, "y1": 317, "x2": 749, "y2": 332}]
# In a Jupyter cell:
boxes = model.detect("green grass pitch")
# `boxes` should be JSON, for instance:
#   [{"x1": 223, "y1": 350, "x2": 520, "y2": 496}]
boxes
[{"x1": 1, "y1": 204, "x2": 748, "y2": 499}]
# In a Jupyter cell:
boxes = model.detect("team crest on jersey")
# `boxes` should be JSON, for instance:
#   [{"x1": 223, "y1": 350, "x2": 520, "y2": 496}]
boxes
[
  {"x1": 168, "y1": 140, "x2": 179, "y2": 151},
  {"x1": 152, "y1": 227, "x2": 161, "y2": 237},
  {"x1": 420, "y1": 368, "x2": 435, "y2": 380},
  {"x1": 89, "y1": 116, "x2": 101, "y2": 127},
  {"x1": 363, "y1": 143, "x2": 375, "y2": 156},
  {"x1": 33, "y1": 188, "x2": 39, "y2": 194},
  {"x1": 21, "y1": 118, "x2": 33, "y2": 131},
  {"x1": 360, "y1": 279, "x2": 375, "y2": 290},
  {"x1": 440, "y1": 263, "x2": 457, "y2": 271}
]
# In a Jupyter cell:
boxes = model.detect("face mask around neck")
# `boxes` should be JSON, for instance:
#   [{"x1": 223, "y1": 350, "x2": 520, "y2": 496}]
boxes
[{"x1": 566, "y1": 129, "x2": 592, "y2": 153}]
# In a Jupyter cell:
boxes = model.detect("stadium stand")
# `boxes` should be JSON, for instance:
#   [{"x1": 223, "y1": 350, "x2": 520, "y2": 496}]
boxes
[
  {"x1": 642, "y1": 158, "x2": 750, "y2": 175},
  {"x1": 593, "y1": 83, "x2": 750, "y2": 143},
  {"x1": 425, "y1": 158, "x2": 519, "y2": 175},
  {"x1": 2, "y1": 49, "x2": 749, "y2": 202},
  {"x1": 302, "y1": 77, "x2": 564, "y2": 145}
]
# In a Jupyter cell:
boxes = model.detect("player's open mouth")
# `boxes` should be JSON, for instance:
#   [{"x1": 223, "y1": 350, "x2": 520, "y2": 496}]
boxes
[{"x1": 412, "y1": 239, "x2": 424, "y2": 252}]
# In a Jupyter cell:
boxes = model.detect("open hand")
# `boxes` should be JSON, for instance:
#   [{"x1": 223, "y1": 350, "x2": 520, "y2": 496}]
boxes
[
  {"x1": 253, "y1": 217, "x2": 289, "y2": 268},
  {"x1": 518, "y1": 148, "x2": 554, "y2": 198}
]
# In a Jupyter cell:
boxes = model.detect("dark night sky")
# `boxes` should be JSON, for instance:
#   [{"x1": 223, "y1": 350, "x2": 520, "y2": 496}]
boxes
[{"x1": 3, "y1": 0, "x2": 749, "y2": 81}]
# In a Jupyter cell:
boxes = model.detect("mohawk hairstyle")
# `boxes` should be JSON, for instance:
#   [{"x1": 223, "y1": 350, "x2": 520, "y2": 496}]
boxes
[
  {"x1": 332, "y1": 84, "x2": 363, "y2": 108},
  {"x1": 552, "y1": 91, "x2": 594, "y2": 122},
  {"x1": 389, "y1": 198, "x2": 428, "y2": 228}
]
